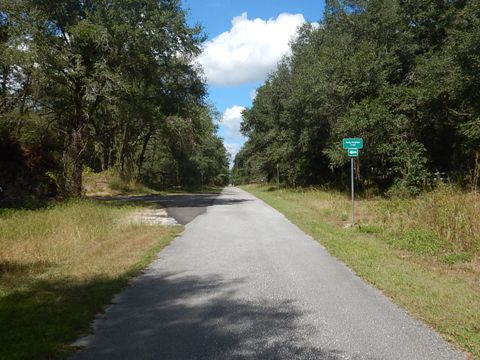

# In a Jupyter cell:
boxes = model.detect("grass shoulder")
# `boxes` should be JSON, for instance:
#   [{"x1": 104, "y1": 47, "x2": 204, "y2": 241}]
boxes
[
  {"x1": 0, "y1": 199, "x2": 183, "y2": 359},
  {"x1": 242, "y1": 184, "x2": 479, "y2": 358}
]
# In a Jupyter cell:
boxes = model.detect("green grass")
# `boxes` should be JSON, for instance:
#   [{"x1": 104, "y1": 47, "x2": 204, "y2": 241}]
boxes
[
  {"x1": 243, "y1": 184, "x2": 480, "y2": 358},
  {"x1": 0, "y1": 199, "x2": 183, "y2": 359},
  {"x1": 386, "y1": 229, "x2": 446, "y2": 255}
]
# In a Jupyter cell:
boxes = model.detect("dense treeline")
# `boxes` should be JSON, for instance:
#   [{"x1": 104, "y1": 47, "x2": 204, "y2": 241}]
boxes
[
  {"x1": 233, "y1": 0, "x2": 480, "y2": 195},
  {"x1": 0, "y1": 0, "x2": 229, "y2": 204}
]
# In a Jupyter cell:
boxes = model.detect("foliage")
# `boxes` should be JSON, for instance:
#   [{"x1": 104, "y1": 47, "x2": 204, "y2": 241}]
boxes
[
  {"x1": 0, "y1": 0, "x2": 229, "y2": 204},
  {"x1": 233, "y1": 0, "x2": 480, "y2": 194}
]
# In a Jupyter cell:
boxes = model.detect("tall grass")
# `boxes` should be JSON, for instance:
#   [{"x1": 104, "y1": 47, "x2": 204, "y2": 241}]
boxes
[
  {"x1": 0, "y1": 200, "x2": 182, "y2": 359},
  {"x1": 365, "y1": 185, "x2": 480, "y2": 257},
  {"x1": 269, "y1": 184, "x2": 479, "y2": 258}
]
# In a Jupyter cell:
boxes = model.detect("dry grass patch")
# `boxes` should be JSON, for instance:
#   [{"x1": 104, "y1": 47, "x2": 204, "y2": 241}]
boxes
[
  {"x1": 83, "y1": 169, "x2": 158, "y2": 196},
  {"x1": 370, "y1": 187, "x2": 480, "y2": 255},
  {"x1": 0, "y1": 199, "x2": 182, "y2": 359}
]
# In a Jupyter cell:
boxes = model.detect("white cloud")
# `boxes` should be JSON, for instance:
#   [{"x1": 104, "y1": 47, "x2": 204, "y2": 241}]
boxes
[
  {"x1": 250, "y1": 88, "x2": 258, "y2": 101},
  {"x1": 220, "y1": 105, "x2": 246, "y2": 161},
  {"x1": 221, "y1": 105, "x2": 245, "y2": 140},
  {"x1": 224, "y1": 143, "x2": 241, "y2": 160},
  {"x1": 197, "y1": 12, "x2": 306, "y2": 86}
]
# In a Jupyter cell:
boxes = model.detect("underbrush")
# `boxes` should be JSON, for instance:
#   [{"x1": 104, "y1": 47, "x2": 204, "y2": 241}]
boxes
[
  {"x1": 83, "y1": 168, "x2": 156, "y2": 196},
  {"x1": 0, "y1": 199, "x2": 182, "y2": 359},
  {"x1": 83, "y1": 169, "x2": 223, "y2": 196},
  {"x1": 365, "y1": 185, "x2": 479, "y2": 259}
]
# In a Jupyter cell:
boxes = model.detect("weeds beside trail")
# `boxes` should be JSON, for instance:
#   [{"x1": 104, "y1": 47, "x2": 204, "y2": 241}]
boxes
[
  {"x1": 0, "y1": 200, "x2": 182, "y2": 359},
  {"x1": 243, "y1": 184, "x2": 479, "y2": 359},
  {"x1": 83, "y1": 168, "x2": 160, "y2": 196}
]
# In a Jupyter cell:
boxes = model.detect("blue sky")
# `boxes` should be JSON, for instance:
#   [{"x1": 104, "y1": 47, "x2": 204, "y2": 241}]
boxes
[{"x1": 182, "y1": 0, "x2": 325, "y2": 161}]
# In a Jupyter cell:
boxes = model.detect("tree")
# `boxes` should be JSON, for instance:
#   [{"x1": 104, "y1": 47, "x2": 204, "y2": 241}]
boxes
[
  {"x1": 8, "y1": 0, "x2": 208, "y2": 196},
  {"x1": 234, "y1": 0, "x2": 478, "y2": 195},
  {"x1": 1, "y1": 0, "x2": 229, "y2": 203}
]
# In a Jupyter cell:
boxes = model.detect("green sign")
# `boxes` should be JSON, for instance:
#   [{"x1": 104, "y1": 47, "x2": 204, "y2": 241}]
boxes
[
  {"x1": 348, "y1": 149, "x2": 359, "y2": 157},
  {"x1": 343, "y1": 138, "x2": 363, "y2": 149}
]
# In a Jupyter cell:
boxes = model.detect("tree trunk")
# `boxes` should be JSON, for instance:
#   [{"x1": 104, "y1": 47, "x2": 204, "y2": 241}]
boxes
[
  {"x1": 137, "y1": 130, "x2": 153, "y2": 178},
  {"x1": 100, "y1": 145, "x2": 106, "y2": 171},
  {"x1": 71, "y1": 128, "x2": 84, "y2": 197},
  {"x1": 473, "y1": 151, "x2": 479, "y2": 192},
  {"x1": 119, "y1": 124, "x2": 128, "y2": 172}
]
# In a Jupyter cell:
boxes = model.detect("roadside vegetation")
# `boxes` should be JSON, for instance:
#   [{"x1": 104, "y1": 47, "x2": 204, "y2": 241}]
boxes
[
  {"x1": 83, "y1": 168, "x2": 160, "y2": 197},
  {"x1": 0, "y1": 199, "x2": 182, "y2": 359},
  {"x1": 243, "y1": 184, "x2": 480, "y2": 358},
  {"x1": 0, "y1": 0, "x2": 229, "y2": 206},
  {"x1": 83, "y1": 168, "x2": 223, "y2": 196},
  {"x1": 233, "y1": 0, "x2": 480, "y2": 195}
]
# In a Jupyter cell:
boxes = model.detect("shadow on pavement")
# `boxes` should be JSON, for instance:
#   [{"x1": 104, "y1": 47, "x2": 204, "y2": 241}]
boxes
[
  {"x1": 94, "y1": 192, "x2": 252, "y2": 225},
  {"x1": 74, "y1": 272, "x2": 344, "y2": 360},
  {"x1": 108, "y1": 193, "x2": 249, "y2": 208}
]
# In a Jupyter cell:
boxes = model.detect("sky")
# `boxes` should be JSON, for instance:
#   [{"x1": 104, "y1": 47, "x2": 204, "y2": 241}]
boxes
[{"x1": 182, "y1": 0, "x2": 325, "y2": 163}]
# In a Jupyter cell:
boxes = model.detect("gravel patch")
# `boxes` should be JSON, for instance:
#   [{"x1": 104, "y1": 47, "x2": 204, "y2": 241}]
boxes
[{"x1": 125, "y1": 208, "x2": 178, "y2": 226}]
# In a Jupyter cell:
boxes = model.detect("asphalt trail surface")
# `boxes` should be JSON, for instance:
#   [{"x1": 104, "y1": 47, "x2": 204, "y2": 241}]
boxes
[{"x1": 74, "y1": 187, "x2": 464, "y2": 360}]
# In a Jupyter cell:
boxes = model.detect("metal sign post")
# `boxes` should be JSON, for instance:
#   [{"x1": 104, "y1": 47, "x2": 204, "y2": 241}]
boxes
[
  {"x1": 343, "y1": 138, "x2": 363, "y2": 226},
  {"x1": 351, "y1": 157, "x2": 355, "y2": 226},
  {"x1": 200, "y1": 170, "x2": 205, "y2": 193}
]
